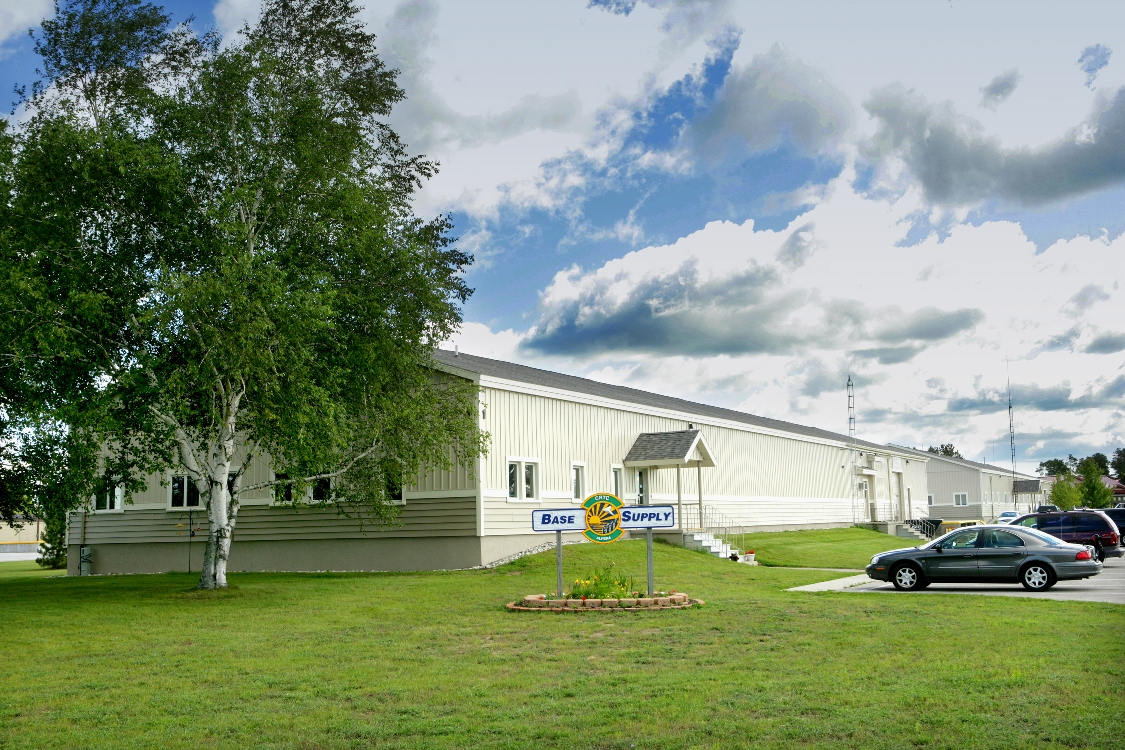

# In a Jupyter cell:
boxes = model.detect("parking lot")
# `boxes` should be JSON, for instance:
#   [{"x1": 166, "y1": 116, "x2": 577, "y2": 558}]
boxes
[{"x1": 792, "y1": 557, "x2": 1125, "y2": 604}]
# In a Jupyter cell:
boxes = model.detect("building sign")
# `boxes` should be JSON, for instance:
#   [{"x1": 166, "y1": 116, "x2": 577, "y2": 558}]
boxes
[
  {"x1": 532, "y1": 497, "x2": 677, "y2": 541},
  {"x1": 582, "y1": 493, "x2": 624, "y2": 543},
  {"x1": 620, "y1": 506, "x2": 676, "y2": 529},
  {"x1": 531, "y1": 509, "x2": 585, "y2": 532}
]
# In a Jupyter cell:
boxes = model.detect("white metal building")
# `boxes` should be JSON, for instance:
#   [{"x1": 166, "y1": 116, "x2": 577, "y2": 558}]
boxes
[{"x1": 68, "y1": 350, "x2": 931, "y2": 574}]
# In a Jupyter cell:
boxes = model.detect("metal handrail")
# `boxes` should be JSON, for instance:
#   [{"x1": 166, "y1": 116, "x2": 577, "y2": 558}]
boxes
[
  {"x1": 681, "y1": 504, "x2": 749, "y2": 555},
  {"x1": 905, "y1": 518, "x2": 941, "y2": 539}
]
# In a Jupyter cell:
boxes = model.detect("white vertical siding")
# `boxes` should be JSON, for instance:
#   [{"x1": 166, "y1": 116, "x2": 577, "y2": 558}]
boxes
[{"x1": 479, "y1": 386, "x2": 918, "y2": 535}]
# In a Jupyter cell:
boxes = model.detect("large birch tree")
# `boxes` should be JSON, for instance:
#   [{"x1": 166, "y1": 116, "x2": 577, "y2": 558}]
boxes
[{"x1": 4, "y1": 0, "x2": 484, "y2": 587}]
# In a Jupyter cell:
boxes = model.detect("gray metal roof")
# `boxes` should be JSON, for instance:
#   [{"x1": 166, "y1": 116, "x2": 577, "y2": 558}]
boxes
[
  {"x1": 889, "y1": 444, "x2": 1036, "y2": 478},
  {"x1": 433, "y1": 349, "x2": 894, "y2": 451},
  {"x1": 624, "y1": 430, "x2": 700, "y2": 464}
]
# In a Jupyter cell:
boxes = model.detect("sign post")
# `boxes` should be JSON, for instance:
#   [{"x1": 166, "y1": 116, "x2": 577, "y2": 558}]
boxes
[
  {"x1": 555, "y1": 529, "x2": 563, "y2": 597},
  {"x1": 533, "y1": 500, "x2": 676, "y2": 598}
]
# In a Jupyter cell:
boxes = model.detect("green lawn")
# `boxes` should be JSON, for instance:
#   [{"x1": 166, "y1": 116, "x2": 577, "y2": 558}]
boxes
[
  {"x1": 1, "y1": 539, "x2": 1122, "y2": 749},
  {"x1": 743, "y1": 526, "x2": 918, "y2": 569}
]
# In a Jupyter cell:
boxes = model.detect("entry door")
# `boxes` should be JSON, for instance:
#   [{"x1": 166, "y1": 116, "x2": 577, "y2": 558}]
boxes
[
  {"x1": 923, "y1": 529, "x2": 981, "y2": 580},
  {"x1": 975, "y1": 529, "x2": 1025, "y2": 580}
]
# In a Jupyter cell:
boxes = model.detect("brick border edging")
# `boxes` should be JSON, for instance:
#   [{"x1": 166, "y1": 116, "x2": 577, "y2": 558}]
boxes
[{"x1": 506, "y1": 597, "x2": 704, "y2": 612}]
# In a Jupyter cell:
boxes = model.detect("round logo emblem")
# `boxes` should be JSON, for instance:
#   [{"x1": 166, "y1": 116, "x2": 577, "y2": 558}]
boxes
[{"x1": 582, "y1": 493, "x2": 623, "y2": 543}]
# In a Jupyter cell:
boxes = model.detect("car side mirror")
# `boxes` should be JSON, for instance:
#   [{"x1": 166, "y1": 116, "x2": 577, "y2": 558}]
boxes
[{"x1": 934, "y1": 545, "x2": 943, "y2": 552}]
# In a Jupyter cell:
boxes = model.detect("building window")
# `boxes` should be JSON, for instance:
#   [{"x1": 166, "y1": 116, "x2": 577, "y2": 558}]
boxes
[
  {"x1": 572, "y1": 464, "x2": 585, "y2": 501},
  {"x1": 171, "y1": 475, "x2": 201, "y2": 508},
  {"x1": 906, "y1": 487, "x2": 912, "y2": 504},
  {"x1": 637, "y1": 469, "x2": 648, "y2": 504},
  {"x1": 954, "y1": 493, "x2": 968, "y2": 506},
  {"x1": 858, "y1": 480, "x2": 869, "y2": 500},
  {"x1": 386, "y1": 476, "x2": 403, "y2": 505},
  {"x1": 524, "y1": 462, "x2": 537, "y2": 500},
  {"x1": 984, "y1": 492, "x2": 989, "y2": 502},
  {"x1": 1004, "y1": 492, "x2": 1010, "y2": 503},
  {"x1": 507, "y1": 459, "x2": 539, "y2": 501},
  {"x1": 927, "y1": 494, "x2": 934, "y2": 506},
  {"x1": 312, "y1": 478, "x2": 331, "y2": 503},
  {"x1": 612, "y1": 467, "x2": 623, "y2": 499},
  {"x1": 95, "y1": 480, "x2": 122, "y2": 512}
]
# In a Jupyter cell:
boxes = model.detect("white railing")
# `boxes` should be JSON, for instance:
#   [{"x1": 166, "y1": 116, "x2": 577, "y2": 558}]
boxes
[{"x1": 680, "y1": 504, "x2": 749, "y2": 555}]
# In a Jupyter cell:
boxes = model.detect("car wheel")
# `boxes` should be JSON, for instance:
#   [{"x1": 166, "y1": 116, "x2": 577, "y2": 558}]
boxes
[
  {"x1": 1020, "y1": 563, "x2": 1055, "y2": 591},
  {"x1": 891, "y1": 563, "x2": 924, "y2": 591}
]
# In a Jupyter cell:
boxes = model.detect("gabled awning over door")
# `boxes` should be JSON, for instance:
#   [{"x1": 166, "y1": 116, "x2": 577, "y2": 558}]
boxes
[{"x1": 623, "y1": 429, "x2": 716, "y2": 468}]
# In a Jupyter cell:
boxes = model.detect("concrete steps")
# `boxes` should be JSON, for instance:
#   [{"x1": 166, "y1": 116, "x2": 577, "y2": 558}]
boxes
[{"x1": 683, "y1": 531, "x2": 733, "y2": 559}]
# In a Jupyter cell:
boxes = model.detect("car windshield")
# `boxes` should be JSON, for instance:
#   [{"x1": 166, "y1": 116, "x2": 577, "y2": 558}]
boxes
[{"x1": 1016, "y1": 527, "x2": 1065, "y2": 546}]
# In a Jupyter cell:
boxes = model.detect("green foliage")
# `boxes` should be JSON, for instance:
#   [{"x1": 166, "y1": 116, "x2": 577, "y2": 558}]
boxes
[
  {"x1": 3, "y1": 0, "x2": 485, "y2": 586},
  {"x1": 927, "y1": 444, "x2": 962, "y2": 458},
  {"x1": 1050, "y1": 476, "x2": 1081, "y2": 510},
  {"x1": 1077, "y1": 458, "x2": 1113, "y2": 508},
  {"x1": 565, "y1": 563, "x2": 636, "y2": 599},
  {"x1": 1037, "y1": 458, "x2": 1071, "y2": 477},
  {"x1": 1087, "y1": 452, "x2": 1110, "y2": 476},
  {"x1": 1112, "y1": 448, "x2": 1125, "y2": 480}
]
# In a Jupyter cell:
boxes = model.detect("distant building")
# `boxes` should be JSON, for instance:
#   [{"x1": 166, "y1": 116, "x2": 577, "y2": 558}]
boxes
[{"x1": 889, "y1": 446, "x2": 1041, "y2": 521}]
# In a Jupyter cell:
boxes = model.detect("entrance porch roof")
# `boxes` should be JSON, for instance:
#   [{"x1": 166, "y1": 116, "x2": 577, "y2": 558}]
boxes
[{"x1": 623, "y1": 429, "x2": 716, "y2": 468}]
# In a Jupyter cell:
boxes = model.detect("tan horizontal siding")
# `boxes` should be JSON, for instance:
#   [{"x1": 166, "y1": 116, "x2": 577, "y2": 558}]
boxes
[{"x1": 68, "y1": 496, "x2": 476, "y2": 545}]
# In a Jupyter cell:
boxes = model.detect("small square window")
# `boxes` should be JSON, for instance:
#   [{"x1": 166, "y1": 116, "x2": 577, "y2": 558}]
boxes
[
  {"x1": 95, "y1": 481, "x2": 122, "y2": 512},
  {"x1": 954, "y1": 493, "x2": 968, "y2": 506},
  {"x1": 313, "y1": 478, "x2": 331, "y2": 503},
  {"x1": 171, "y1": 475, "x2": 201, "y2": 508}
]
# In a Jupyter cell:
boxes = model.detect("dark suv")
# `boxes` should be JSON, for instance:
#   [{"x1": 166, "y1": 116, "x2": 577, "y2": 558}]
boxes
[{"x1": 1010, "y1": 511, "x2": 1122, "y2": 562}]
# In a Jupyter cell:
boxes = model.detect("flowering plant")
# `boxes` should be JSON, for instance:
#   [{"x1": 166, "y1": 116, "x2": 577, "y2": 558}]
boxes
[{"x1": 565, "y1": 563, "x2": 636, "y2": 599}]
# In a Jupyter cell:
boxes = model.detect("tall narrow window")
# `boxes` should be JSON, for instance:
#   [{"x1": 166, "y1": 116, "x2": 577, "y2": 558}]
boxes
[
  {"x1": 637, "y1": 469, "x2": 647, "y2": 505},
  {"x1": 171, "y1": 476, "x2": 201, "y2": 508},
  {"x1": 96, "y1": 481, "x2": 121, "y2": 511},
  {"x1": 572, "y1": 465, "x2": 585, "y2": 500},
  {"x1": 508, "y1": 462, "x2": 519, "y2": 499},
  {"x1": 386, "y1": 476, "x2": 403, "y2": 504},
  {"x1": 612, "y1": 468, "x2": 623, "y2": 499},
  {"x1": 927, "y1": 494, "x2": 934, "y2": 506},
  {"x1": 524, "y1": 462, "x2": 536, "y2": 500}
]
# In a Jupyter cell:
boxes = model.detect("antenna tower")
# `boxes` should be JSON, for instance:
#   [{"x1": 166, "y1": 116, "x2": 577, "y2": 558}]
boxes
[
  {"x1": 1007, "y1": 360, "x2": 1017, "y2": 504},
  {"x1": 847, "y1": 376, "x2": 857, "y2": 522}
]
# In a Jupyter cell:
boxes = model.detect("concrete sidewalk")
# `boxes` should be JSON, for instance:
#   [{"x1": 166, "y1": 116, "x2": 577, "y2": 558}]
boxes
[{"x1": 787, "y1": 574, "x2": 871, "y2": 592}]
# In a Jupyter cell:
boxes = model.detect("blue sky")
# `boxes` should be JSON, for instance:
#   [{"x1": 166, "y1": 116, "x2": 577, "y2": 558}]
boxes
[{"x1": 4, "y1": 0, "x2": 1125, "y2": 471}]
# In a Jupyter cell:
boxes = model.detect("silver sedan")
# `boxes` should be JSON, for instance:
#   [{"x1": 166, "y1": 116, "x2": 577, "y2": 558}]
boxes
[{"x1": 865, "y1": 525, "x2": 1102, "y2": 591}]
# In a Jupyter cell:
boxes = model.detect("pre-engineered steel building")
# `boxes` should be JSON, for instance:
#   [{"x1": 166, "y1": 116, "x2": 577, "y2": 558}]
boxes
[{"x1": 67, "y1": 350, "x2": 930, "y2": 575}]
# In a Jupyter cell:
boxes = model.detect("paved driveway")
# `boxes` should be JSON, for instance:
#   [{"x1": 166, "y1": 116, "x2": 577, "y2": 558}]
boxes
[{"x1": 790, "y1": 557, "x2": 1125, "y2": 605}]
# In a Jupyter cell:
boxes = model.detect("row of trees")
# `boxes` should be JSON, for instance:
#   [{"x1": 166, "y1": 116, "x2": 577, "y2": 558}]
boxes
[
  {"x1": 0, "y1": 0, "x2": 484, "y2": 586},
  {"x1": 1037, "y1": 450, "x2": 1123, "y2": 480},
  {"x1": 1044, "y1": 455, "x2": 1117, "y2": 510}
]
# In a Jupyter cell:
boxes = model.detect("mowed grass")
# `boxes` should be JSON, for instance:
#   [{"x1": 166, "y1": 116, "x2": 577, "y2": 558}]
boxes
[
  {"x1": 744, "y1": 526, "x2": 917, "y2": 569},
  {"x1": 1, "y1": 538, "x2": 1123, "y2": 750}
]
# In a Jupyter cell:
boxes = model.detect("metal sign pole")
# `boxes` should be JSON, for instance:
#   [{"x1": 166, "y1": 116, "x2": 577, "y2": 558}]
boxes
[
  {"x1": 555, "y1": 529, "x2": 563, "y2": 597},
  {"x1": 646, "y1": 527, "x2": 654, "y2": 596}
]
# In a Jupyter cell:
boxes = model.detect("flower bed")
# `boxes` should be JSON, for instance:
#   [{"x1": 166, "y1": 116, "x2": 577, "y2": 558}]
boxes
[{"x1": 506, "y1": 593, "x2": 703, "y2": 612}]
